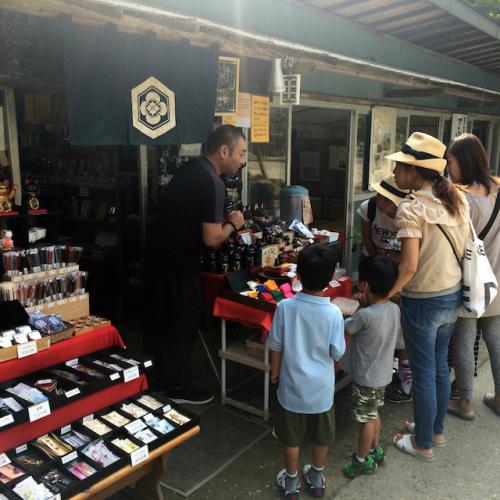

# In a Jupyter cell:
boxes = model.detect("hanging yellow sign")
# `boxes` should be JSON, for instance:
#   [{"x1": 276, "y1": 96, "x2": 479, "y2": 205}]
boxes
[{"x1": 251, "y1": 95, "x2": 269, "y2": 143}]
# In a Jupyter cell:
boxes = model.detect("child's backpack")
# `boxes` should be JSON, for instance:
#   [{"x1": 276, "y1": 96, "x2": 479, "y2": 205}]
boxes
[{"x1": 367, "y1": 196, "x2": 377, "y2": 223}]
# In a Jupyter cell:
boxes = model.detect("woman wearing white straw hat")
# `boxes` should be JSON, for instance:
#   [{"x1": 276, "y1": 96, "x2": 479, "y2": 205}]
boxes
[{"x1": 387, "y1": 132, "x2": 469, "y2": 461}]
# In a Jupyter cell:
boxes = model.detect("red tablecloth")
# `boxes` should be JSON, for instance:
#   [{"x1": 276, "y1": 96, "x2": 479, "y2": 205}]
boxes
[
  {"x1": 213, "y1": 297, "x2": 273, "y2": 341},
  {"x1": 0, "y1": 325, "x2": 146, "y2": 451},
  {"x1": 0, "y1": 325, "x2": 124, "y2": 383}
]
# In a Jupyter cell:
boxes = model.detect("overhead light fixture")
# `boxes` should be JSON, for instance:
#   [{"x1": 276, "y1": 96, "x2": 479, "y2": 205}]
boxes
[{"x1": 268, "y1": 58, "x2": 286, "y2": 94}]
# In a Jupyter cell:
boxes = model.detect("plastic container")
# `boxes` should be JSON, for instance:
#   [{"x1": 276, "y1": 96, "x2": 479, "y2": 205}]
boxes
[{"x1": 280, "y1": 186, "x2": 309, "y2": 223}]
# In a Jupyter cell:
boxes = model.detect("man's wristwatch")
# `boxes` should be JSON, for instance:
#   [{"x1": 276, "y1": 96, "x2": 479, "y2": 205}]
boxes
[{"x1": 226, "y1": 221, "x2": 238, "y2": 233}]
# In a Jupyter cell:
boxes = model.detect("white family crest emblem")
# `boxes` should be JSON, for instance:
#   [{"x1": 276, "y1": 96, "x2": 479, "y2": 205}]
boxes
[{"x1": 131, "y1": 77, "x2": 176, "y2": 138}]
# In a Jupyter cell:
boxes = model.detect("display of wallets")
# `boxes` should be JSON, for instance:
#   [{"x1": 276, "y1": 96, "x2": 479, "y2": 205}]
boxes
[
  {"x1": 72, "y1": 364, "x2": 105, "y2": 379},
  {"x1": 81, "y1": 439, "x2": 120, "y2": 468},
  {"x1": 12, "y1": 476, "x2": 53, "y2": 499},
  {"x1": 6, "y1": 382, "x2": 47, "y2": 404},
  {"x1": 110, "y1": 353, "x2": 141, "y2": 366},
  {"x1": 146, "y1": 416, "x2": 175, "y2": 435},
  {"x1": 82, "y1": 418, "x2": 112, "y2": 436},
  {"x1": 111, "y1": 437, "x2": 139, "y2": 454},
  {"x1": 64, "y1": 459, "x2": 96, "y2": 480},
  {"x1": 13, "y1": 450, "x2": 47, "y2": 473},
  {"x1": 120, "y1": 402, "x2": 147, "y2": 419},
  {"x1": 60, "y1": 430, "x2": 91, "y2": 449},
  {"x1": 34, "y1": 434, "x2": 72, "y2": 459},
  {"x1": 133, "y1": 429, "x2": 157, "y2": 445},
  {"x1": 164, "y1": 408, "x2": 190, "y2": 426},
  {"x1": 93, "y1": 359, "x2": 123, "y2": 372},
  {"x1": 0, "y1": 463, "x2": 25, "y2": 484},
  {"x1": 48, "y1": 369, "x2": 87, "y2": 386},
  {"x1": 101, "y1": 411, "x2": 130, "y2": 428},
  {"x1": 136, "y1": 395, "x2": 163, "y2": 411},
  {"x1": 0, "y1": 397, "x2": 23, "y2": 413},
  {"x1": 39, "y1": 467, "x2": 76, "y2": 494}
]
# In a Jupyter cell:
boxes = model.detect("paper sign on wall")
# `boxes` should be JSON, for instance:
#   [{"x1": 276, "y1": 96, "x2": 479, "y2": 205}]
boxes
[
  {"x1": 222, "y1": 114, "x2": 237, "y2": 126},
  {"x1": 237, "y1": 92, "x2": 251, "y2": 128},
  {"x1": 451, "y1": 113, "x2": 468, "y2": 138},
  {"x1": 251, "y1": 95, "x2": 270, "y2": 143}
]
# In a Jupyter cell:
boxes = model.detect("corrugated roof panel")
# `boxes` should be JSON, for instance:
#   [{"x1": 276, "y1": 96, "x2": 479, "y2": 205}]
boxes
[{"x1": 302, "y1": 0, "x2": 500, "y2": 75}]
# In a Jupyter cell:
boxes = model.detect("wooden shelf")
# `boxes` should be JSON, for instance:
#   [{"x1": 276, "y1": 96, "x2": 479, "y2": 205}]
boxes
[{"x1": 219, "y1": 338, "x2": 270, "y2": 372}]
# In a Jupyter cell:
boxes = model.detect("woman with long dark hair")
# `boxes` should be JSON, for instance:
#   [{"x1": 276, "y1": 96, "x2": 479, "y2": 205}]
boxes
[
  {"x1": 446, "y1": 133, "x2": 500, "y2": 419},
  {"x1": 387, "y1": 132, "x2": 469, "y2": 461}
]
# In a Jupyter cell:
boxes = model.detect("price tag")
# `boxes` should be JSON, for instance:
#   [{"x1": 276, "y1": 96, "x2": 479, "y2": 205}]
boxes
[
  {"x1": 65, "y1": 388, "x2": 80, "y2": 398},
  {"x1": 109, "y1": 373, "x2": 120, "y2": 381},
  {"x1": 0, "y1": 414, "x2": 14, "y2": 427},
  {"x1": 58, "y1": 299, "x2": 68, "y2": 305},
  {"x1": 48, "y1": 270, "x2": 57, "y2": 276},
  {"x1": 47, "y1": 302, "x2": 55, "y2": 309},
  {"x1": 65, "y1": 358, "x2": 78, "y2": 367},
  {"x1": 28, "y1": 400, "x2": 51, "y2": 422},
  {"x1": 130, "y1": 445, "x2": 149, "y2": 467},
  {"x1": 144, "y1": 360, "x2": 153, "y2": 368},
  {"x1": 69, "y1": 297, "x2": 77, "y2": 303},
  {"x1": 79, "y1": 295, "x2": 86, "y2": 301},
  {"x1": 61, "y1": 450, "x2": 78, "y2": 465},
  {"x1": 123, "y1": 366, "x2": 140, "y2": 383},
  {"x1": 61, "y1": 425, "x2": 72, "y2": 435},
  {"x1": 143, "y1": 413, "x2": 153, "y2": 422},
  {"x1": 125, "y1": 419, "x2": 147, "y2": 434},
  {"x1": 15, "y1": 444, "x2": 28, "y2": 454},
  {"x1": 82, "y1": 414, "x2": 94, "y2": 424},
  {"x1": 0, "y1": 453, "x2": 11, "y2": 466},
  {"x1": 163, "y1": 404, "x2": 172, "y2": 414},
  {"x1": 17, "y1": 341, "x2": 38, "y2": 359}
]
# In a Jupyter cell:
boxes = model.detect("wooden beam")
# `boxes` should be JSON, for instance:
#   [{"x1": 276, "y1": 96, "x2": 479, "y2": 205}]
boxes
[{"x1": 383, "y1": 87, "x2": 444, "y2": 98}]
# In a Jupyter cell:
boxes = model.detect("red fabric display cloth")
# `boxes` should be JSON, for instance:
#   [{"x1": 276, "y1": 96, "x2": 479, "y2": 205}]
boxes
[
  {"x1": 0, "y1": 325, "x2": 146, "y2": 451},
  {"x1": 0, "y1": 326, "x2": 124, "y2": 383},
  {"x1": 213, "y1": 297, "x2": 274, "y2": 337}
]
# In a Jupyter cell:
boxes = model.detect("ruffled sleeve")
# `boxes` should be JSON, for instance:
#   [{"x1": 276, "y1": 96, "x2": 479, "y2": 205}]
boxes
[{"x1": 396, "y1": 196, "x2": 423, "y2": 239}]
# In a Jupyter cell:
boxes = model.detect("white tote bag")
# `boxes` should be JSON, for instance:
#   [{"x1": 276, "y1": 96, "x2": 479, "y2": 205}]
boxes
[
  {"x1": 461, "y1": 221, "x2": 498, "y2": 318},
  {"x1": 439, "y1": 219, "x2": 498, "y2": 318}
]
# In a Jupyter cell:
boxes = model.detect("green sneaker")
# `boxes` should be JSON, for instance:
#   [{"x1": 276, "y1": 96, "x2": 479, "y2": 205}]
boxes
[
  {"x1": 370, "y1": 447, "x2": 385, "y2": 466},
  {"x1": 342, "y1": 454, "x2": 377, "y2": 478}
]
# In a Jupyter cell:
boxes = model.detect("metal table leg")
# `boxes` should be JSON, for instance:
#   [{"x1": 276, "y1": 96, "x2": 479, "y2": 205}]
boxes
[
  {"x1": 198, "y1": 329, "x2": 221, "y2": 386},
  {"x1": 221, "y1": 319, "x2": 227, "y2": 405}
]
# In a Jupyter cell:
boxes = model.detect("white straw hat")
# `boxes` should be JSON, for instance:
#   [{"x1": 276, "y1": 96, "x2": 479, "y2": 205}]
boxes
[
  {"x1": 386, "y1": 132, "x2": 447, "y2": 173},
  {"x1": 371, "y1": 175, "x2": 410, "y2": 206}
]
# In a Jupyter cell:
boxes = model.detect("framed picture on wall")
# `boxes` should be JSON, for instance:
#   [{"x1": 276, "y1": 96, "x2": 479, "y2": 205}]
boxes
[
  {"x1": 215, "y1": 56, "x2": 240, "y2": 116},
  {"x1": 369, "y1": 107, "x2": 396, "y2": 189},
  {"x1": 299, "y1": 151, "x2": 320, "y2": 182}
]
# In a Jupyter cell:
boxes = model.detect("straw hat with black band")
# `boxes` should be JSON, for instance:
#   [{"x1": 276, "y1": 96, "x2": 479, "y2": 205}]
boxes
[
  {"x1": 386, "y1": 132, "x2": 447, "y2": 173},
  {"x1": 371, "y1": 175, "x2": 410, "y2": 207}
]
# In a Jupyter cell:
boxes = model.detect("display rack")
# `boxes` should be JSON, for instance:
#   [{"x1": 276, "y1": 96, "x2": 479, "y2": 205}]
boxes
[{"x1": 0, "y1": 326, "x2": 200, "y2": 499}]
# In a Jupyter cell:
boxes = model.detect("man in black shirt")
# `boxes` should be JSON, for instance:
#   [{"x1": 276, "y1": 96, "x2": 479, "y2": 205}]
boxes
[{"x1": 158, "y1": 125, "x2": 245, "y2": 404}]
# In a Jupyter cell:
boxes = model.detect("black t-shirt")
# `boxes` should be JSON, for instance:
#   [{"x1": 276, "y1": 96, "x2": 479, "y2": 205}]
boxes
[{"x1": 159, "y1": 157, "x2": 226, "y2": 265}]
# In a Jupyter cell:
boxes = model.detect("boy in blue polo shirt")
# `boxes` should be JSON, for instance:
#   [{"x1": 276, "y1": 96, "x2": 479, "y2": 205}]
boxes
[{"x1": 267, "y1": 245, "x2": 345, "y2": 499}]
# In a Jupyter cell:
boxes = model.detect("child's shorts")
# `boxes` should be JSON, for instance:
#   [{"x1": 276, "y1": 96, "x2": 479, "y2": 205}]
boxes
[
  {"x1": 275, "y1": 401, "x2": 335, "y2": 447},
  {"x1": 352, "y1": 382, "x2": 385, "y2": 423}
]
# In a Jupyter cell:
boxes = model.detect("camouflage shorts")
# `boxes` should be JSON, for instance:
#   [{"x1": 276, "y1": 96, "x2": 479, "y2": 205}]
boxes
[{"x1": 352, "y1": 382, "x2": 386, "y2": 423}]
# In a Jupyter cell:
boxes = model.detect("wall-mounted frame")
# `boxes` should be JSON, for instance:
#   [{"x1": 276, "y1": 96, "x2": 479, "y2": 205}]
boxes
[
  {"x1": 215, "y1": 56, "x2": 240, "y2": 117},
  {"x1": 369, "y1": 106, "x2": 396, "y2": 189},
  {"x1": 299, "y1": 151, "x2": 320, "y2": 182}
]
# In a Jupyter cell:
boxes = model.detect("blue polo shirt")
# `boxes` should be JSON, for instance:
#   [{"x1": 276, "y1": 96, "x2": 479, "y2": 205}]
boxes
[{"x1": 266, "y1": 292, "x2": 345, "y2": 414}]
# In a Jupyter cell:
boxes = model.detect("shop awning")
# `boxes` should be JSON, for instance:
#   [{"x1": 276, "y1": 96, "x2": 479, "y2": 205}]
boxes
[
  {"x1": 2, "y1": 0, "x2": 500, "y2": 104},
  {"x1": 303, "y1": 0, "x2": 500, "y2": 76}
]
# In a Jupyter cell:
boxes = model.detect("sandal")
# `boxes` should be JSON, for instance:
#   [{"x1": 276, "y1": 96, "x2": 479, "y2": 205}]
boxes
[
  {"x1": 447, "y1": 402, "x2": 475, "y2": 421},
  {"x1": 401, "y1": 421, "x2": 447, "y2": 448},
  {"x1": 483, "y1": 394, "x2": 500, "y2": 416},
  {"x1": 393, "y1": 433, "x2": 435, "y2": 462}
]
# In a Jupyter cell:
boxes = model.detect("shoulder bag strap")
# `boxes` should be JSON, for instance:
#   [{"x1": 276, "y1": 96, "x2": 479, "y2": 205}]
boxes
[
  {"x1": 437, "y1": 224, "x2": 462, "y2": 268},
  {"x1": 478, "y1": 192, "x2": 500, "y2": 241}
]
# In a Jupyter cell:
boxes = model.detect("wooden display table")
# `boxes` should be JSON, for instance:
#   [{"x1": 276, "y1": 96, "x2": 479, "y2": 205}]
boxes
[{"x1": 71, "y1": 426, "x2": 200, "y2": 500}]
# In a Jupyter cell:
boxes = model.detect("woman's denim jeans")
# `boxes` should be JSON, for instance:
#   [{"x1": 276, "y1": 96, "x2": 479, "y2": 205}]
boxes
[{"x1": 401, "y1": 289, "x2": 462, "y2": 449}]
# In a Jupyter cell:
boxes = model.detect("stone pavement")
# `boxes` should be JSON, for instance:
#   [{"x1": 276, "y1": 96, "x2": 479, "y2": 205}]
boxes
[{"x1": 165, "y1": 345, "x2": 499, "y2": 500}]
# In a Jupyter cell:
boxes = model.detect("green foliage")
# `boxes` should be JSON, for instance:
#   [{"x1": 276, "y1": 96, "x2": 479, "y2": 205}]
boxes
[{"x1": 462, "y1": 0, "x2": 500, "y2": 22}]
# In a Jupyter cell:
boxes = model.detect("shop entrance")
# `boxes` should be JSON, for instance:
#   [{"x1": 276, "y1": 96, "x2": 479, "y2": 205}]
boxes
[{"x1": 291, "y1": 107, "x2": 350, "y2": 235}]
